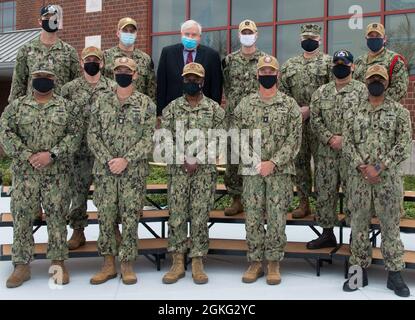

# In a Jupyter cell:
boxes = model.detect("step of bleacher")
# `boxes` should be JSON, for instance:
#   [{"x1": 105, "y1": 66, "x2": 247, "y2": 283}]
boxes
[
  {"x1": 370, "y1": 217, "x2": 415, "y2": 233},
  {"x1": 0, "y1": 210, "x2": 345, "y2": 228},
  {"x1": 0, "y1": 238, "x2": 169, "y2": 261},
  {"x1": 333, "y1": 244, "x2": 415, "y2": 268},
  {"x1": 0, "y1": 239, "x2": 336, "y2": 261},
  {"x1": 0, "y1": 184, "x2": 228, "y2": 197}
]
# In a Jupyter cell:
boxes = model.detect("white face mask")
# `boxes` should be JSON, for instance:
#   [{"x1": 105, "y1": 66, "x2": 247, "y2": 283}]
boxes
[{"x1": 240, "y1": 34, "x2": 257, "y2": 47}]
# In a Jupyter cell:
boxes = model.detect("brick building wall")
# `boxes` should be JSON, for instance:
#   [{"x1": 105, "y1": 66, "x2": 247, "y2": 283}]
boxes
[{"x1": 15, "y1": 0, "x2": 150, "y2": 54}]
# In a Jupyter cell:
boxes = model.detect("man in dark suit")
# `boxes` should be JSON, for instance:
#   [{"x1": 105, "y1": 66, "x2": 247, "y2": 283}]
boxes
[{"x1": 156, "y1": 20, "x2": 223, "y2": 122}]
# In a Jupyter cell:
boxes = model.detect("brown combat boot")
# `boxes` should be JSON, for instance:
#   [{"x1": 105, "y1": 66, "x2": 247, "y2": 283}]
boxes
[
  {"x1": 67, "y1": 228, "x2": 86, "y2": 250},
  {"x1": 120, "y1": 261, "x2": 137, "y2": 285},
  {"x1": 115, "y1": 224, "x2": 122, "y2": 247},
  {"x1": 266, "y1": 261, "x2": 281, "y2": 285},
  {"x1": 162, "y1": 253, "x2": 185, "y2": 284},
  {"x1": 51, "y1": 260, "x2": 70, "y2": 285},
  {"x1": 192, "y1": 257, "x2": 208, "y2": 284},
  {"x1": 292, "y1": 198, "x2": 312, "y2": 219},
  {"x1": 242, "y1": 261, "x2": 264, "y2": 283},
  {"x1": 6, "y1": 264, "x2": 31, "y2": 288},
  {"x1": 90, "y1": 255, "x2": 117, "y2": 285},
  {"x1": 224, "y1": 196, "x2": 244, "y2": 216}
]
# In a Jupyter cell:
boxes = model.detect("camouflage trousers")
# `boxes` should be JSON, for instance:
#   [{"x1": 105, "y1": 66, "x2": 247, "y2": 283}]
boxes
[
  {"x1": 347, "y1": 173, "x2": 405, "y2": 271},
  {"x1": 315, "y1": 155, "x2": 348, "y2": 228},
  {"x1": 243, "y1": 174, "x2": 293, "y2": 262},
  {"x1": 224, "y1": 163, "x2": 242, "y2": 198},
  {"x1": 93, "y1": 173, "x2": 145, "y2": 262},
  {"x1": 68, "y1": 154, "x2": 93, "y2": 230},
  {"x1": 167, "y1": 172, "x2": 217, "y2": 258},
  {"x1": 10, "y1": 174, "x2": 71, "y2": 265},
  {"x1": 294, "y1": 121, "x2": 317, "y2": 202}
]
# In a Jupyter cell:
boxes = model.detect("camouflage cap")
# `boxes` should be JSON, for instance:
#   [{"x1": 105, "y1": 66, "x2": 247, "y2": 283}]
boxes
[
  {"x1": 118, "y1": 17, "x2": 137, "y2": 30},
  {"x1": 182, "y1": 62, "x2": 205, "y2": 78},
  {"x1": 333, "y1": 49, "x2": 354, "y2": 64},
  {"x1": 257, "y1": 55, "x2": 279, "y2": 71},
  {"x1": 31, "y1": 61, "x2": 55, "y2": 76},
  {"x1": 81, "y1": 46, "x2": 103, "y2": 60},
  {"x1": 366, "y1": 64, "x2": 389, "y2": 81},
  {"x1": 239, "y1": 19, "x2": 257, "y2": 33},
  {"x1": 113, "y1": 57, "x2": 137, "y2": 72},
  {"x1": 301, "y1": 23, "x2": 321, "y2": 37},
  {"x1": 366, "y1": 23, "x2": 385, "y2": 37},
  {"x1": 40, "y1": 5, "x2": 58, "y2": 17}
]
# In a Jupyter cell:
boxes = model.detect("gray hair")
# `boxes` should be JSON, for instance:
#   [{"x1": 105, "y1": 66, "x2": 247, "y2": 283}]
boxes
[{"x1": 181, "y1": 20, "x2": 202, "y2": 35}]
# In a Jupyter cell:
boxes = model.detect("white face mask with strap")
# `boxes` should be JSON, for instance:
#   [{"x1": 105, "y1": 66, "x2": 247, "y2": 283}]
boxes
[{"x1": 240, "y1": 34, "x2": 257, "y2": 47}]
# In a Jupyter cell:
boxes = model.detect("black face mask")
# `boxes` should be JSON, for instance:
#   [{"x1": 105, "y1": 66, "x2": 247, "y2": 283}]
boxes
[
  {"x1": 32, "y1": 78, "x2": 54, "y2": 93},
  {"x1": 84, "y1": 62, "x2": 100, "y2": 76},
  {"x1": 332, "y1": 64, "x2": 351, "y2": 79},
  {"x1": 41, "y1": 19, "x2": 59, "y2": 33},
  {"x1": 367, "y1": 38, "x2": 384, "y2": 52},
  {"x1": 258, "y1": 75, "x2": 278, "y2": 89},
  {"x1": 301, "y1": 39, "x2": 319, "y2": 52},
  {"x1": 183, "y1": 82, "x2": 203, "y2": 96},
  {"x1": 367, "y1": 81, "x2": 386, "y2": 97},
  {"x1": 115, "y1": 74, "x2": 133, "y2": 88}
]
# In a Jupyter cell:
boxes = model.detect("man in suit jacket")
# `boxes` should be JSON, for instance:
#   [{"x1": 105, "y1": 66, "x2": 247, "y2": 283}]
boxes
[{"x1": 156, "y1": 20, "x2": 223, "y2": 121}]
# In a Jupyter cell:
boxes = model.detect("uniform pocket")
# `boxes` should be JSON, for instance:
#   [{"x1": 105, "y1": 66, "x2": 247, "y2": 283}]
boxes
[
  {"x1": 353, "y1": 121, "x2": 366, "y2": 144},
  {"x1": 271, "y1": 111, "x2": 288, "y2": 137},
  {"x1": 47, "y1": 111, "x2": 68, "y2": 137},
  {"x1": 379, "y1": 117, "x2": 396, "y2": 131},
  {"x1": 311, "y1": 66, "x2": 328, "y2": 77},
  {"x1": 99, "y1": 112, "x2": 114, "y2": 130}
]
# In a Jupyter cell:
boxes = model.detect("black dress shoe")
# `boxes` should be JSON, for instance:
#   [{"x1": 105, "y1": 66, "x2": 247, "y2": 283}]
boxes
[
  {"x1": 387, "y1": 271, "x2": 410, "y2": 297},
  {"x1": 343, "y1": 267, "x2": 368, "y2": 292}
]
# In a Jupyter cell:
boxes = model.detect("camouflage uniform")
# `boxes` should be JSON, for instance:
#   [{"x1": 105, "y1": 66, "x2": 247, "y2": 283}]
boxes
[
  {"x1": 87, "y1": 90, "x2": 156, "y2": 262},
  {"x1": 280, "y1": 43, "x2": 332, "y2": 204},
  {"x1": 354, "y1": 24, "x2": 410, "y2": 218},
  {"x1": 234, "y1": 91, "x2": 302, "y2": 262},
  {"x1": 343, "y1": 98, "x2": 412, "y2": 271},
  {"x1": 161, "y1": 95, "x2": 225, "y2": 258},
  {"x1": 103, "y1": 46, "x2": 156, "y2": 102},
  {"x1": 310, "y1": 80, "x2": 368, "y2": 228},
  {"x1": 222, "y1": 49, "x2": 267, "y2": 197},
  {"x1": 61, "y1": 75, "x2": 117, "y2": 230},
  {"x1": 0, "y1": 94, "x2": 81, "y2": 264},
  {"x1": 8, "y1": 36, "x2": 80, "y2": 102},
  {"x1": 354, "y1": 49, "x2": 408, "y2": 102}
]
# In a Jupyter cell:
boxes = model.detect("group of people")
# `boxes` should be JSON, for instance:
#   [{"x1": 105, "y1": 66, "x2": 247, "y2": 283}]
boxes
[{"x1": 0, "y1": 5, "x2": 412, "y2": 297}]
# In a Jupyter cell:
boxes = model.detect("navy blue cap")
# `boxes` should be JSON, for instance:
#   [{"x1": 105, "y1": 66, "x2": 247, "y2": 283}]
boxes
[
  {"x1": 40, "y1": 5, "x2": 58, "y2": 17},
  {"x1": 333, "y1": 50, "x2": 354, "y2": 64}
]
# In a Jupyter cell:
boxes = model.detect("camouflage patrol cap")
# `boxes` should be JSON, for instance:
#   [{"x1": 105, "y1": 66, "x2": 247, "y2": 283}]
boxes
[
  {"x1": 81, "y1": 46, "x2": 103, "y2": 60},
  {"x1": 118, "y1": 17, "x2": 137, "y2": 30},
  {"x1": 257, "y1": 55, "x2": 279, "y2": 71},
  {"x1": 113, "y1": 57, "x2": 137, "y2": 72},
  {"x1": 366, "y1": 23, "x2": 385, "y2": 37},
  {"x1": 239, "y1": 20, "x2": 257, "y2": 33},
  {"x1": 366, "y1": 64, "x2": 389, "y2": 81},
  {"x1": 40, "y1": 5, "x2": 58, "y2": 17},
  {"x1": 182, "y1": 62, "x2": 205, "y2": 78},
  {"x1": 31, "y1": 61, "x2": 55, "y2": 76},
  {"x1": 301, "y1": 23, "x2": 321, "y2": 37}
]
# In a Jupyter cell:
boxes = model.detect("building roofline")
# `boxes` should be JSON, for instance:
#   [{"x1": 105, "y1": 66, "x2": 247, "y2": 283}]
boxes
[{"x1": 0, "y1": 28, "x2": 42, "y2": 35}]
